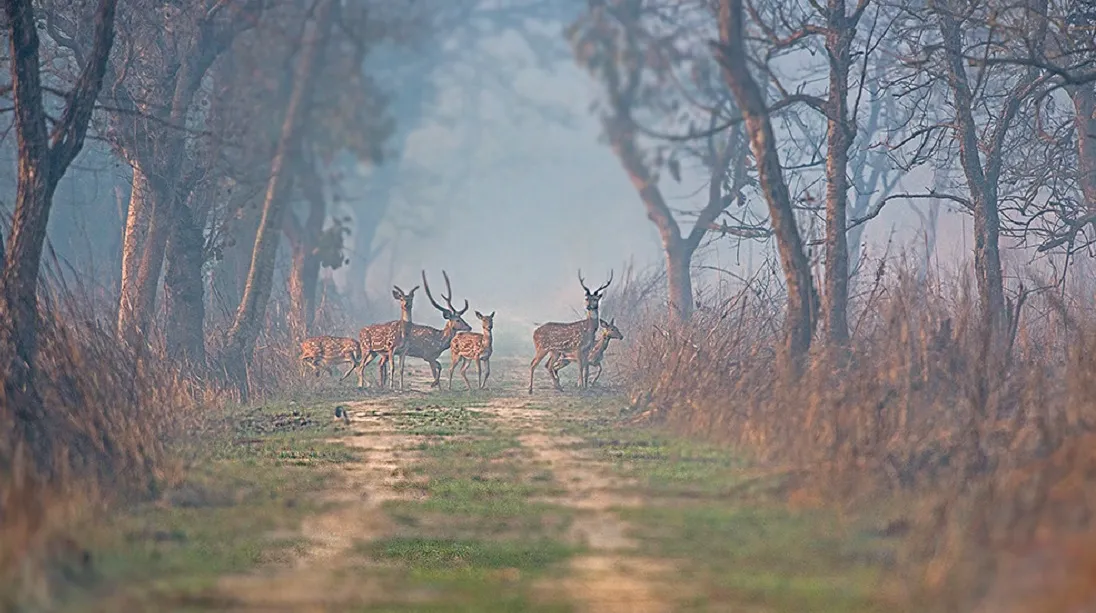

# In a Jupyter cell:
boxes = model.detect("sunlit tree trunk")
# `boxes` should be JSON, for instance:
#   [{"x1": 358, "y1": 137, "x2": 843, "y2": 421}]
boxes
[{"x1": 221, "y1": 0, "x2": 336, "y2": 399}]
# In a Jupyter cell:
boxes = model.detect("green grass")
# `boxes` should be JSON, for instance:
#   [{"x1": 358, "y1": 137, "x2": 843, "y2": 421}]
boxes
[
  {"x1": 51, "y1": 397, "x2": 358, "y2": 612},
  {"x1": 356, "y1": 410, "x2": 580, "y2": 612},
  {"x1": 551, "y1": 400, "x2": 906, "y2": 613}
]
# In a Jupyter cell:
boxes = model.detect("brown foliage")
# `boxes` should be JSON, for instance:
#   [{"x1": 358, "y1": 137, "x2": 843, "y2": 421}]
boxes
[{"x1": 618, "y1": 258, "x2": 1096, "y2": 608}]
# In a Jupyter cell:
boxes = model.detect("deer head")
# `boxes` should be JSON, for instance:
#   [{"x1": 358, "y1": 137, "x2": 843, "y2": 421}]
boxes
[
  {"x1": 392, "y1": 284, "x2": 419, "y2": 316},
  {"x1": 474, "y1": 310, "x2": 495, "y2": 334},
  {"x1": 598, "y1": 317, "x2": 624, "y2": 341},
  {"x1": 578, "y1": 269, "x2": 613, "y2": 313},
  {"x1": 422, "y1": 270, "x2": 471, "y2": 334}
]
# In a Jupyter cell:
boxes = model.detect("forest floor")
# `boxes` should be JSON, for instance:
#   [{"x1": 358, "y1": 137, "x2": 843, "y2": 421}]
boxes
[{"x1": 54, "y1": 358, "x2": 914, "y2": 613}]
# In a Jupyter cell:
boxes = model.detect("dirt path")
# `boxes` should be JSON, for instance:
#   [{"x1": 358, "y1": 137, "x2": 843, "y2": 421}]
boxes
[
  {"x1": 208, "y1": 362, "x2": 682, "y2": 612},
  {"x1": 478, "y1": 397, "x2": 677, "y2": 613}
]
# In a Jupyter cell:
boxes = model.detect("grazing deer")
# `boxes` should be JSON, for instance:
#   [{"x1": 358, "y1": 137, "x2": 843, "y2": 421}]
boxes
[
  {"x1": 547, "y1": 318, "x2": 624, "y2": 387},
  {"x1": 379, "y1": 270, "x2": 472, "y2": 388},
  {"x1": 357, "y1": 285, "x2": 418, "y2": 390},
  {"x1": 448, "y1": 310, "x2": 495, "y2": 391},
  {"x1": 299, "y1": 335, "x2": 363, "y2": 381},
  {"x1": 528, "y1": 270, "x2": 613, "y2": 394}
]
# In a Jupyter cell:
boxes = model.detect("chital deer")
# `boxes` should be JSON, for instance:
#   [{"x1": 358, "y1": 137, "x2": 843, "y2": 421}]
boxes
[
  {"x1": 528, "y1": 270, "x2": 613, "y2": 394},
  {"x1": 547, "y1": 318, "x2": 623, "y2": 387},
  {"x1": 378, "y1": 270, "x2": 472, "y2": 388},
  {"x1": 299, "y1": 335, "x2": 363, "y2": 381},
  {"x1": 449, "y1": 310, "x2": 495, "y2": 391},
  {"x1": 357, "y1": 285, "x2": 418, "y2": 390}
]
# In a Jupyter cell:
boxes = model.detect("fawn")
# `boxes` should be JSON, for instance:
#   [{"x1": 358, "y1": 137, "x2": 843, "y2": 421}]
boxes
[
  {"x1": 548, "y1": 317, "x2": 623, "y2": 387},
  {"x1": 299, "y1": 335, "x2": 363, "y2": 381},
  {"x1": 528, "y1": 270, "x2": 612, "y2": 393},
  {"x1": 449, "y1": 310, "x2": 495, "y2": 391}
]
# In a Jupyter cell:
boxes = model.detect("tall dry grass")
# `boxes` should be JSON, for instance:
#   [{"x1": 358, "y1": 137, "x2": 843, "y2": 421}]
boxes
[{"x1": 614, "y1": 257, "x2": 1096, "y2": 610}]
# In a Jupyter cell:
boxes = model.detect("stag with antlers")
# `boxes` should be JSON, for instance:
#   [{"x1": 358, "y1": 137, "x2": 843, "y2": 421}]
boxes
[
  {"x1": 377, "y1": 271, "x2": 472, "y2": 388},
  {"x1": 528, "y1": 270, "x2": 613, "y2": 394},
  {"x1": 547, "y1": 317, "x2": 623, "y2": 388},
  {"x1": 357, "y1": 285, "x2": 418, "y2": 390}
]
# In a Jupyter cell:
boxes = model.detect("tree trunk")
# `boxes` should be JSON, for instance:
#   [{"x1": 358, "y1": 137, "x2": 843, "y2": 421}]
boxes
[
  {"x1": 1072, "y1": 85, "x2": 1096, "y2": 212},
  {"x1": 1, "y1": 0, "x2": 117, "y2": 470},
  {"x1": 933, "y1": 0, "x2": 1008, "y2": 328},
  {"x1": 717, "y1": 0, "x2": 815, "y2": 367},
  {"x1": 221, "y1": 0, "x2": 336, "y2": 398},
  {"x1": 665, "y1": 242, "x2": 693, "y2": 322},
  {"x1": 117, "y1": 163, "x2": 169, "y2": 344},
  {"x1": 822, "y1": 4, "x2": 853, "y2": 345},
  {"x1": 163, "y1": 203, "x2": 207, "y2": 365},
  {"x1": 286, "y1": 151, "x2": 327, "y2": 341}
]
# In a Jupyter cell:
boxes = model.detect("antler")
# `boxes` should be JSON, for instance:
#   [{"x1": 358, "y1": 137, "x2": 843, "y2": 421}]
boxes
[
  {"x1": 578, "y1": 269, "x2": 591, "y2": 294},
  {"x1": 442, "y1": 270, "x2": 469, "y2": 315},
  {"x1": 421, "y1": 270, "x2": 449, "y2": 314},
  {"x1": 594, "y1": 270, "x2": 614, "y2": 295}
]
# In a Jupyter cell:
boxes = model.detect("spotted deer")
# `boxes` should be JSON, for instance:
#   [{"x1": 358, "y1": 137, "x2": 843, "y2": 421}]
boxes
[
  {"x1": 528, "y1": 270, "x2": 613, "y2": 394},
  {"x1": 378, "y1": 270, "x2": 471, "y2": 388},
  {"x1": 448, "y1": 310, "x2": 495, "y2": 391},
  {"x1": 547, "y1": 318, "x2": 623, "y2": 388},
  {"x1": 357, "y1": 285, "x2": 418, "y2": 390},
  {"x1": 299, "y1": 335, "x2": 363, "y2": 381}
]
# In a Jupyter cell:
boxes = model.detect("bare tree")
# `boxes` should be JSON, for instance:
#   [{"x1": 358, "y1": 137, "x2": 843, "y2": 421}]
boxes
[
  {"x1": 716, "y1": 0, "x2": 816, "y2": 365},
  {"x1": 220, "y1": 0, "x2": 336, "y2": 398},
  {"x1": 1, "y1": 0, "x2": 118, "y2": 466}
]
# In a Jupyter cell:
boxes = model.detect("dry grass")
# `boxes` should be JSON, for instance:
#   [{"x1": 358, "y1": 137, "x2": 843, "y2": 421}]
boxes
[{"x1": 614, "y1": 258, "x2": 1096, "y2": 610}]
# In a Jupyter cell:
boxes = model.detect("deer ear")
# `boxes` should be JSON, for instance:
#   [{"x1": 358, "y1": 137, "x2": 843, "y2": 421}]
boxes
[
  {"x1": 610, "y1": 317, "x2": 616, "y2": 325},
  {"x1": 475, "y1": 310, "x2": 484, "y2": 318},
  {"x1": 489, "y1": 311, "x2": 495, "y2": 318},
  {"x1": 391, "y1": 289, "x2": 401, "y2": 300}
]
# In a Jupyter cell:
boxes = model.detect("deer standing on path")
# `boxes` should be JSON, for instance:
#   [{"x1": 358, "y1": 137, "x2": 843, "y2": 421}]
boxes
[
  {"x1": 381, "y1": 270, "x2": 472, "y2": 388},
  {"x1": 299, "y1": 335, "x2": 362, "y2": 381},
  {"x1": 547, "y1": 318, "x2": 624, "y2": 388},
  {"x1": 357, "y1": 285, "x2": 418, "y2": 390},
  {"x1": 528, "y1": 270, "x2": 613, "y2": 394},
  {"x1": 449, "y1": 310, "x2": 495, "y2": 391}
]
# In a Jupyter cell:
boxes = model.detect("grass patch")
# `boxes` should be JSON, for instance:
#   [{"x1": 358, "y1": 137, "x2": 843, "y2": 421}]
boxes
[
  {"x1": 49, "y1": 399, "x2": 356, "y2": 611},
  {"x1": 359, "y1": 410, "x2": 580, "y2": 612}
]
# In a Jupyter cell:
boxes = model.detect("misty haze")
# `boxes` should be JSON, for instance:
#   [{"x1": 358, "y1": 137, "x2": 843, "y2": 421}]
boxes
[{"x1": 3, "y1": 0, "x2": 1096, "y2": 611}]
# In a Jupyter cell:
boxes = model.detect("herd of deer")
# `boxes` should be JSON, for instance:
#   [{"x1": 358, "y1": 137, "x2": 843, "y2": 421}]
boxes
[{"x1": 298, "y1": 270, "x2": 622, "y2": 393}]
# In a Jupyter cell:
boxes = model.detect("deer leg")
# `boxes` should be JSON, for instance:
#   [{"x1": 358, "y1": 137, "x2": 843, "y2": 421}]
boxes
[
  {"x1": 480, "y1": 358, "x2": 491, "y2": 389},
  {"x1": 398, "y1": 350, "x2": 407, "y2": 391},
  {"x1": 429, "y1": 359, "x2": 441, "y2": 388},
  {"x1": 448, "y1": 354, "x2": 460, "y2": 390},
  {"x1": 528, "y1": 348, "x2": 550, "y2": 395},
  {"x1": 339, "y1": 358, "x2": 359, "y2": 381},
  {"x1": 476, "y1": 358, "x2": 483, "y2": 389},
  {"x1": 460, "y1": 357, "x2": 473, "y2": 391},
  {"x1": 577, "y1": 352, "x2": 589, "y2": 390},
  {"x1": 590, "y1": 363, "x2": 603, "y2": 386}
]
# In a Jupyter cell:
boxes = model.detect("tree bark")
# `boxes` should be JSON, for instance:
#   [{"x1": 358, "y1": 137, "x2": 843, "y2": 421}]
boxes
[
  {"x1": 286, "y1": 154, "x2": 326, "y2": 341},
  {"x1": 1, "y1": 0, "x2": 118, "y2": 468},
  {"x1": 717, "y1": 0, "x2": 816, "y2": 366},
  {"x1": 222, "y1": 0, "x2": 336, "y2": 398},
  {"x1": 822, "y1": 0, "x2": 855, "y2": 345},
  {"x1": 117, "y1": 163, "x2": 170, "y2": 344},
  {"x1": 163, "y1": 202, "x2": 207, "y2": 365},
  {"x1": 1072, "y1": 85, "x2": 1096, "y2": 213}
]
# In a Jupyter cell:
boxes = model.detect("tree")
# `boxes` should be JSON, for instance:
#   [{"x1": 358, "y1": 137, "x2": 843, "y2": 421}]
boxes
[
  {"x1": 571, "y1": 0, "x2": 765, "y2": 322},
  {"x1": 220, "y1": 0, "x2": 337, "y2": 399},
  {"x1": 1, "y1": 0, "x2": 118, "y2": 467},
  {"x1": 716, "y1": 0, "x2": 816, "y2": 365}
]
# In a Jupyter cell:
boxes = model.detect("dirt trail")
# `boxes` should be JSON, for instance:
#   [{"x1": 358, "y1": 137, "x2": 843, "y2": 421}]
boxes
[
  {"x1": 210, "y1": 362, "x2": 680, "y2": 612},
  {"x1": 210, "y1": 398, "x2": 422, "y2": 611},
  {"x1": 477, "y1": 397, "x2": 677, "y2": 613}
]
